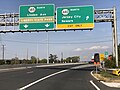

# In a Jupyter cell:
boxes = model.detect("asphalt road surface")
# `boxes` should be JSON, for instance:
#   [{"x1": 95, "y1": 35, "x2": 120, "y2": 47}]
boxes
[{"x1": 0, "y1": 64, "x2": 119, "y2": 90}]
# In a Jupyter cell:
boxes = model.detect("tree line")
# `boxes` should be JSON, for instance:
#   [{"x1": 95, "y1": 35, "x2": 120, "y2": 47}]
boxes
[{"x1": 0, "y1": 54, "x2": 80, "y2": 65}]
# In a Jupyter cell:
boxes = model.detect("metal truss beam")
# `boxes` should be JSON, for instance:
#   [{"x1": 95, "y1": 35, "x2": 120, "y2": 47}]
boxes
[
  {"x1": 0, "y1": 9, "x2": 114, "y2": 27},
  {"x1": 94, "y1": 9, "x2": 114, "y2": 22},
  {"x1": 0, "y1": 13, "x2": 19, "y2": 26}
]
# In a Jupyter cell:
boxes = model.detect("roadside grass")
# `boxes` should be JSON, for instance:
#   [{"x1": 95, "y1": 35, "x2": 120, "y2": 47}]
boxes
[{"x1": 93, "y1": 70, "x2": 120, "y2": 82}]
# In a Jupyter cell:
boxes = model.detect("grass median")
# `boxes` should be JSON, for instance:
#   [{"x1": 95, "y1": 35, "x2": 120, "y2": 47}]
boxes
[{"x1": 93, "y1": 70, "x2": 120, "y2": 82}]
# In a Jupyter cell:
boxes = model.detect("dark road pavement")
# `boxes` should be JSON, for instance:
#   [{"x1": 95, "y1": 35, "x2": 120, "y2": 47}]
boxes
[{"x1": 0, "y1": 64, "x2": 119, "y2": 90}]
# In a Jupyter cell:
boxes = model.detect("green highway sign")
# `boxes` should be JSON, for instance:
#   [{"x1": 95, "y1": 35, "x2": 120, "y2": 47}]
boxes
[
  {"x1": 19, "y1": 4, "x2": 55, "y2": 30},
  {"x1": 56, "y1": 6, "x2": 94, "y2": 29},
  {"x1": 104, "y1": 51, "x2": 109, "y2": 58}
]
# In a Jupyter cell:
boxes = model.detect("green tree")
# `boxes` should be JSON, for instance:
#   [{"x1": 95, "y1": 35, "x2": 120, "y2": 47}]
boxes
[
  {"x1": 65, "y1": 57, "x2": 71, "y2": 63},
  {"x1": 0, "y1": 60, "x2": 5, "y2": 65},
  {"x1": 11, "y1": 57, "x2": 20, "y2": 64},
  {"x1": 49, "y1": 54, "x2": 58, "y2": 63},
  {"x1": 71, "y1": 56, "x2": 80, "y2": 63},
  {"x1": 118, "y1": 44, "x2": 120, "y2": 61},
  {"x1": 39, "y1": 59, "x2": 47, "y2": 63},
  {"x1": 64, "y1": 56, "x2": 80, "y2": 63},
  {"x1": 104, "y1": 43, "x2": 120, "y2": 68},
  {"x1": 105, "y1": 57, "x2": 116, "y2": 68},
  {"x1": 31, "y1": 56, "x2": 37, "y2": 64},
  {"x1": 118, "y1": 44, "x2": 120, "y2": 67}
]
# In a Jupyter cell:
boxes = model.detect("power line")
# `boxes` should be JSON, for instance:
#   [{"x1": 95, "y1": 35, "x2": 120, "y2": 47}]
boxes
[
  {"x1": 50, "y1": 35, "x2": 112, "y2": 42},
  {"x1": 1, "y1": 45, "x2": 6, "y2": 63},
  {"x1": 1, "y1": 34, "x2": 113, "y2": 44},
  {"x1": 2, "y1": 39, "x2": 112, "y2": 45}
]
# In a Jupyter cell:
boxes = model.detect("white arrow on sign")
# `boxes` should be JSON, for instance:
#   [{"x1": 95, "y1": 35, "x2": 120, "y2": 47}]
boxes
[
  {"x1": 24, "y1": 24, "x2": 29, "y2": 28},
  {"x1": 45, "y1": 24, "x2": 50, "y2": 27},
  {"x1": 86, "y1": 16, "x2": 89, "y2": 20}
]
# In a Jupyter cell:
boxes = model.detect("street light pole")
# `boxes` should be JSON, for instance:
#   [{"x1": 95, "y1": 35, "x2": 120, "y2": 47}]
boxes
[
  {"x1": 37, "y1": 43, "x2": 39, "y2": 64},
  {"x1": 2, "y1": 45, "x2": 5, "y2": 64},
  {"x1": 47, "y1": 32, "x2": 49, "y2": 64}
]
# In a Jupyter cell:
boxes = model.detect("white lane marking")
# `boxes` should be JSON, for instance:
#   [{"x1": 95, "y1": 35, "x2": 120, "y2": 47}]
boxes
[
  {"x1": 27, "y1": 71, "x2": 33, "y2": 74},
  {"x1": 90, "y1": 80, "x2": 100, "y2": 90},
  {"x1": 91, "y1": 71, "x2": 99, "y2": 80},
  {"x1": 18, "y1": 69, "x2": 69, "y2": 90}
]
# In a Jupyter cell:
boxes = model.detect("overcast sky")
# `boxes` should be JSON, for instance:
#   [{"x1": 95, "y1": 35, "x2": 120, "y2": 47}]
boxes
[{"x1": 0, "y1": 0, "x2": 119, "y2": 61}]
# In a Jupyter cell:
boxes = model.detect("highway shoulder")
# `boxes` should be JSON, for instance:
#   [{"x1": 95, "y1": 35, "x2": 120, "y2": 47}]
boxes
[{"x1": 91, "y1": 71, "x2": 120, "y2": 88}]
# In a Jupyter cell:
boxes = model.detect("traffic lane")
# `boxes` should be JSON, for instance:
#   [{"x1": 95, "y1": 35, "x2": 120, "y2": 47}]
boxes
[
  {"x1": 0, "y1": 63, "x2": 85, "y2": 73},
  {"x1": 27, "y1": 67, "x2": 96, "y2": 90},
  {"x1": 38, "y1": 63, "x2": 86, "y2": 70},
  {"x1": 27, "y1": 67, "x2": 120, "y2": 90},
  {"x1": 0, "y1": 64, "x2": 84, "y2": 90},
  {"x1": 0, "y1": 68, "x2": 61, "y2": 90},
  {"x1": 0, "y1": 64, "x2": 46, "y2": 69},
  {"x1": 77, "y1": 67, "x2": 120, "y2": 90}
]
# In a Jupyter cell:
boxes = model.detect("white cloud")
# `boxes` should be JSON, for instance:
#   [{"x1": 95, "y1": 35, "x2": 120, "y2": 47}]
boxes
[
  {"x1": 89, "y1": 46, "x2": 109, "y2": 50},
  {"x1": 101, "y1": 46, "x2": 109, "y2": 49},
  {"x1": 73, "y1": 46, "x2": 109, "y2": 52},
  {"x1": 74, "y1": 48, "x2": 82, "y2": 51},
  {"x1": 89, "y1": 46, "x2": 101, "y2": 50},
  {"x1": 84, "y1": 48, "x2": 88, "y2": 50}
]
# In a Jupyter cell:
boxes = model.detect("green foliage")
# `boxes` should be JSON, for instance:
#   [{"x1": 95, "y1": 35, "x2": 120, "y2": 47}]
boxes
[
  {"x1": 6, "y1": 60, "x2": 11, "y2": 64},
  {"x1": 49, "y1": 54, "x2": 58, "y2": 63},
  {"x1": 39, "y1": 59, "x2": 47, "y2": 63},
  {"x1": 63, "y1": 56, "x2": 80, "y2": 63},
  {"x1": 0, "y1": 60, "x2": 5, "y2": 65},
  {"x1": 71, "y1": 56, "x2": 80, "y2": 63},
  {"x1": 31, "y1": 56, "x2": 37, "y2": 64},
  {"x1": 100, "y1": 70, "x2": 120, "y2": 78},
  {"x1": 118, "y1": 44, "x2": 120, "y2": 61},
  {"x1": 64, "y1": 57, "x2": 71, "y2": 63},
  {"x1": 10, "y1": 57, "x2": 20, "y2": 64},
  {"x1": 105, "y1": 57, "x2": 116, "y2": 68},
  {"x1": 104, "y1": 43, "x2": 120, "y2": 68}
]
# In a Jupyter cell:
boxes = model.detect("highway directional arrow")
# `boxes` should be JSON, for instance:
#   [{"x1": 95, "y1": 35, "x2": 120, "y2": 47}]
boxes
[
  {"x1": 24, "y1": 24, "x2": 29, "y2": 28},
  {"x1": 45, "y1": 24, "x2": 50, "y2": 27}
]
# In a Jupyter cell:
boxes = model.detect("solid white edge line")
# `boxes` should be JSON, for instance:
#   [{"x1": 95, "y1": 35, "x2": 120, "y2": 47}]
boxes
[
  {"x1": 91, "y1": 71, "x2": 99, "y2": 80},
  {"x1": 90, "y1": 80, "x2": 101, "y2": 90},
  {"x1": 18, "y1": 69, "x2": 69, "y2": 90},
  {"x1": 91, "y1": 71, "x2": 120, "y2": 88}
]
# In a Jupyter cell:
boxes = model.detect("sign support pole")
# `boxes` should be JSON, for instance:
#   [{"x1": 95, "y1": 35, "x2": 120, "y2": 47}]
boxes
[
  {"x1": 96, "y1": 65, "x2": 97, "y2": 74},
  {"x1": 47, "y1": 32, "x2": 49, "y2": 64},
  {"x1": 112, "y1": 7, "x2": 118, "y2": 67}
]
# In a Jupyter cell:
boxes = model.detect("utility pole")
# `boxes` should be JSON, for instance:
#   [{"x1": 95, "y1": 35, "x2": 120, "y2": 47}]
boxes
[
  {"x1": 61, "y1": 52, "x2": 63, "y2": 63},
  {"x1": 47, "y1": 32, "x2": 49, "y2": 64},
  {"x1": 2, "y1": 45, "x2": 5, "y2": 64},
  {"x1": 37, "y1": 43, "x2": 39, "y2": 64},
  {"x1": 26, "y1": 48, "x2": 28, "y2": 60}
]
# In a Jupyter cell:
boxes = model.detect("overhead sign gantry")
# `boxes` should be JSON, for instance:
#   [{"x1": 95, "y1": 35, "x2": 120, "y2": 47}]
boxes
[{"x1": 0, "y1": 5, "x2": 118, "y2": 67}]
